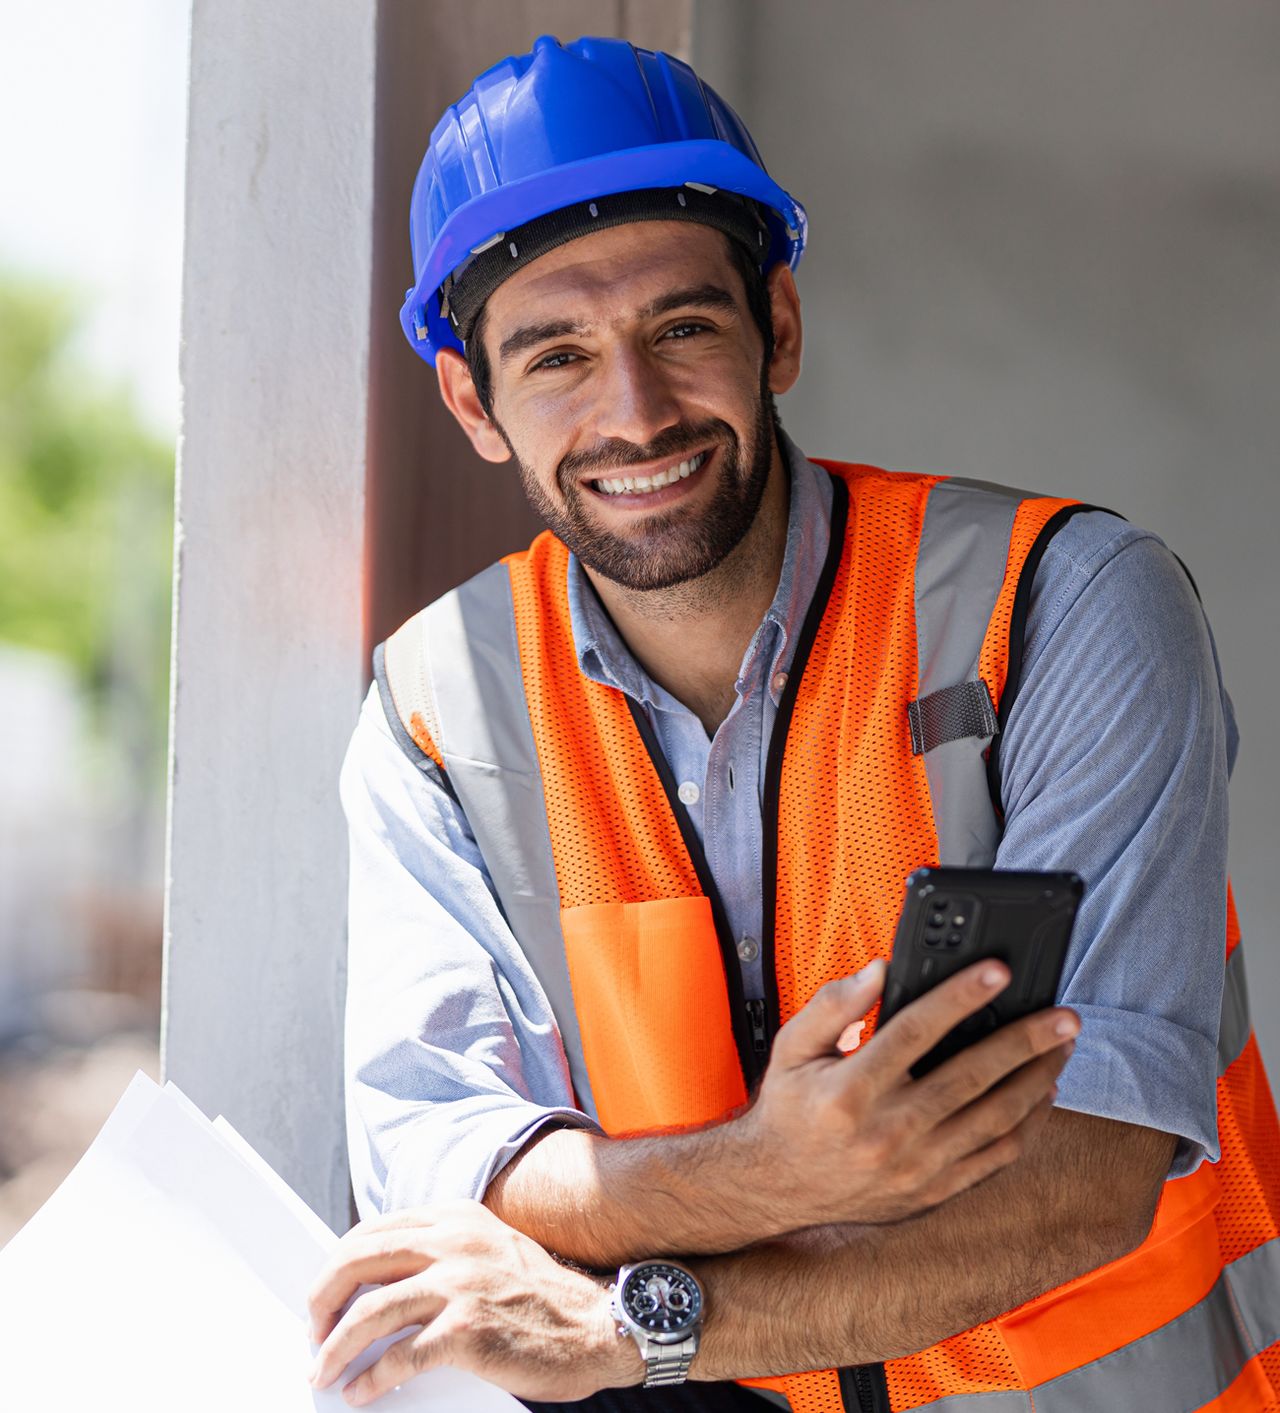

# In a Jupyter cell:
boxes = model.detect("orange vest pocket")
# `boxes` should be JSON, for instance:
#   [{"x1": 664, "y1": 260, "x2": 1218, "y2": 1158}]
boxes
[{"x1": 560, "y1": 896, "x2": 749, "y2": 1136}]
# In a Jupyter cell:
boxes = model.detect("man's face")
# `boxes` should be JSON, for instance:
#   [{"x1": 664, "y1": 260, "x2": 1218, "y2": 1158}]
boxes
[{"x1": 476, "y1": 222, "x2": 775, "y2": 592}]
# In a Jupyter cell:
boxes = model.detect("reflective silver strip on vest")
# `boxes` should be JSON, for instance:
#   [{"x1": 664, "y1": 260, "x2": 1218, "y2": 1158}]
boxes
[
  {"x1": 1219, "y1": 943, "x2": 1251, "y2": 1075},
  {"x1": 412, "y1": 563, "x2": 597, "y2": 1120},
  {"x1": 899, "y1": 1393, "x2": 1030, "y2": 1413},
  {"x1": 746, "y1": 1391, "x2": 790, "y2": 1409},
  {"x1": 1226, "y1": 1234, "x2": 1280, "y2": 1370},
  {"x1": 904, "y1": 1234, "x2": 1280, "y2": 1413},
  {"x1": 913, "y1": 478, "x2": 1033, "y2": 868}
]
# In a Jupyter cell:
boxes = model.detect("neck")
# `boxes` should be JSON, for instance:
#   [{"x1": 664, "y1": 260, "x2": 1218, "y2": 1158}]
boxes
[{"x1": 585, "y1": 438, "x2": 791, "y2": 736}]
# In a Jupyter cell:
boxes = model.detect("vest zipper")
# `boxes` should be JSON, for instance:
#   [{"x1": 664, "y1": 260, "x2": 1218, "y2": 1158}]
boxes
[
  {"x1": 758, "y1": 474, "x2": 848, "y2": 1045},
  {"x1": 841, "y1": 1363, "x2": 891, "y2": 1413},
  {"x1": 745, "y1": 998, "x2": 768, "y2": 1056},
  {"x1": 759, "y1": 479, "x2": 888, "y2": 1413}
]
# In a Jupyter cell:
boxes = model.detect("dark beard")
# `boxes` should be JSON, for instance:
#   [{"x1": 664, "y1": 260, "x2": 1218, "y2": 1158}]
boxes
[{"x1": 503, "y1": 394, "x2": 775, "y2": 593}]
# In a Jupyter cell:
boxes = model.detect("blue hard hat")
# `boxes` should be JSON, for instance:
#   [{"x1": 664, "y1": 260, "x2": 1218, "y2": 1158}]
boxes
[{"x1": 400, "y1": 34, "x2": 807, "y2": 365}]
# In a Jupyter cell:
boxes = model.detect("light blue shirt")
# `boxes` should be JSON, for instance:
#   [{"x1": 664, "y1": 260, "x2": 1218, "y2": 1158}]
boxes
[{"x1": 341, "y1": 437, "x2": 1237, "y2": 1219}]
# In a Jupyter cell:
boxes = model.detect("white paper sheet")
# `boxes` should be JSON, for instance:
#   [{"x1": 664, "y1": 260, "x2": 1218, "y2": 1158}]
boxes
[{"x1": 0, "y1": 1073, "x2": 523, "y2": 1413}]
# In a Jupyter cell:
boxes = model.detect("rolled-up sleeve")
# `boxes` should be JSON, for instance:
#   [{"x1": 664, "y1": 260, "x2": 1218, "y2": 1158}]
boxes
[
  {"x1": 340, "y1": 685, "x2": 601, "y2": 1221},
  {"x1": 996, "y1": 515, "x2": 1236, "y2": 1178}
]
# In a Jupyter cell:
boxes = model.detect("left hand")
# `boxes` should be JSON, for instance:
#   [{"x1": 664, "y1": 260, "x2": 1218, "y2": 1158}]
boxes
[{"x1": 306, "y1": 1198, "x2": 642, "y2": 1406}]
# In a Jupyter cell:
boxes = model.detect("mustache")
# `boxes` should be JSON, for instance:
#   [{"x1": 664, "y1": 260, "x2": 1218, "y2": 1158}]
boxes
[{"x1": 558, "y1": 419, "x2": 735, "y2": 487}]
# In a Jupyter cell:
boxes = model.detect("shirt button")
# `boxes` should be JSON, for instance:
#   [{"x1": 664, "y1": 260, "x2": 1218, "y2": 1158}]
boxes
[
  {"x1": 737, "y1": 937, "x2": 760, "y2": 962},
  {"x1": 771, "y1": 670, "x2": 789, "y2": 694},
  {"x1": 677, "y1": 781, "x2": 701, "y2": 806}
]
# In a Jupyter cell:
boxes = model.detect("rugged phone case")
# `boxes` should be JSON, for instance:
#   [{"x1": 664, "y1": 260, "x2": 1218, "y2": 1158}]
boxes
[{"x1": 879, "y1": 867, "x2": 1084, "y2": 1077}]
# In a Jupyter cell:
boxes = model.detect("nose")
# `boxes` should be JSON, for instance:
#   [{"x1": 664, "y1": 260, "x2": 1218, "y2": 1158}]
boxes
[{"x1": 590, "y1": 343, "x2": 683, "y2": 448}]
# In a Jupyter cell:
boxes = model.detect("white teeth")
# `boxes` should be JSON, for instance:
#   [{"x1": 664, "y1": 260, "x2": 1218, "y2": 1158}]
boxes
[{"x1": 594, "y1": 451, "x2": 708, "y2": 496}]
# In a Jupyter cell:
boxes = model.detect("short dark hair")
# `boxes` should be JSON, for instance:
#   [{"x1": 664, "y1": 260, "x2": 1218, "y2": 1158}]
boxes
[{"x1": 463, "y1": 232, "x2": 778, "y2": 420}]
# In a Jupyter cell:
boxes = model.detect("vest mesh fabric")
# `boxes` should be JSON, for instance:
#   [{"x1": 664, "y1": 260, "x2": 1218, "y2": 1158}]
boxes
[
  {"x1": 506, "y1": 531, "x2": 704, "y2": 910},
  {"x1": 773, "y1": 465, "x2": 943, "y2": 1047},
  {"x1": 382, "y1": 464, "x2": 1280, "y2": 1410},
  {"x1": 1217, "y1": 896, "x2": 1280, "y2": 1274},
  {"x1": 745, "y1": 1370, "x2": 846, "y2": 1413},
  {"x1": 779, "y1": 467, "x2": 1063, "y2": 1405},
  {"x1": 497, "y1": 465, "x2": 1280, "y2": 1409},
  {"x1": 407, "y1": 711, "x2": 444, "y2": 768},
  {"x1": 1260, "y1": 1349, "x2": 1280, "y2": 1410},
  {"x1": 975, "y1": 495, "x2": 1076, "y2": 703},
  {"x1": 506, "y1": 532, "x2": 750, "y2": 1135}
]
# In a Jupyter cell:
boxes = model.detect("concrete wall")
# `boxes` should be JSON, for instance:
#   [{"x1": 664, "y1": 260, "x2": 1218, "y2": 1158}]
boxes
[
  {"x1": 166, "y1": 1, "x2": 379, "y2": 1227},
  {"x1": 169, "y1": 1, "x2": 690, "y2": 1231},
  {"x1": 694, "y1": 0, "x2": 1280, "y2": 1070}
]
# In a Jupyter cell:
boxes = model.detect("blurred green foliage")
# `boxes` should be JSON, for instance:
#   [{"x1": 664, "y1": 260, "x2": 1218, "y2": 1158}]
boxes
[{"x1": 0, "y1": 275, "x2": 173, "y2": 765}]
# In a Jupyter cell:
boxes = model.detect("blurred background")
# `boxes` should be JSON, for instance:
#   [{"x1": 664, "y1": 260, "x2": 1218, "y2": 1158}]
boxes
[
  {"x1": 0, "y1": 0, "x2": 187, "y2": 1241},
  {"x1": 2, "y1": 1, "x2": 1278, "y2": 1239}
]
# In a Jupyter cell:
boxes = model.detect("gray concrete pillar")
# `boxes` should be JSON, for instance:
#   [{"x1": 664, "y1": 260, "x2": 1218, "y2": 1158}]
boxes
[{"x1": 168, "y1": 2, "x2": 690, "y2": 1231}]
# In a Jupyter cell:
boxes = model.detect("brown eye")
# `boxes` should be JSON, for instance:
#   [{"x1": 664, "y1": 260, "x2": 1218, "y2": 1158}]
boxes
[{"x1": 531, "y1": 350, "x2": 579, "y2": 371}]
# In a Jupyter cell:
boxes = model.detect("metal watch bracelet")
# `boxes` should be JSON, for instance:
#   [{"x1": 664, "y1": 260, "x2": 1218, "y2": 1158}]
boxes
[{"x1": 638, "y1": 1332, "x2": 699, "y2": 1388}]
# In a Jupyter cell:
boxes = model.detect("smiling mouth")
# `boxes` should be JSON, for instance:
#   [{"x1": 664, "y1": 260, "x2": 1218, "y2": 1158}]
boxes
[{"x1": 590, "y1": 450, "x2": 709, "y2": 497}]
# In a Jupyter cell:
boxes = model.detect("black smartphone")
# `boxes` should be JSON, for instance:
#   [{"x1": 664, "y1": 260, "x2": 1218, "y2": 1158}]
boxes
[{"x1": 878, "y1": 867, "x2": 1083, "y2": 1077}]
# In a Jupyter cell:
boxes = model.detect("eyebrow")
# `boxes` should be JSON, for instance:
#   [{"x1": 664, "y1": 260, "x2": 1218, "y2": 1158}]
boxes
[
  {"x1": 639, "y1": 283, "x2": 739, "y2": 320},
  {"x1": 497, "y1": 283, "x2": 740, "y2": 365},
  {"x1": 498, "y1": 319, "x2": 585, "y2": 365}
]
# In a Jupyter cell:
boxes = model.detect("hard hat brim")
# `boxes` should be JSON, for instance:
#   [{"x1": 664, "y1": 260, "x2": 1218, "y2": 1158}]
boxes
[{"x1": 400, "y1": 139, "x2": 807, "y2": 366}]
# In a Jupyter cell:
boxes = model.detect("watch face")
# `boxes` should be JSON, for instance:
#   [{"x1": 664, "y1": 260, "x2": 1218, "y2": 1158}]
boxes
[{"x1": 620, "y1": 1263, "x2": 703, "y2": 1340}]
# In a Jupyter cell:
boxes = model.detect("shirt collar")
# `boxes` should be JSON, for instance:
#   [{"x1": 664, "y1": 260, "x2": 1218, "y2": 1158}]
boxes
[{"x1": 567, "y1": 429, "x2": 834, "y2": 710}]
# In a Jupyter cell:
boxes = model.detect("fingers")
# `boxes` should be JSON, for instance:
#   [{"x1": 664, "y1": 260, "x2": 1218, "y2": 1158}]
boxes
[
  {"x1": 307, "y1": 1234, "x2": 439, "y2": 1342},
  {"x1": 310, "y1": 1281, "x2": 443, "y2": 1393},
  {"x1": 771, "y1": 961, "x2": 886, "y2": 1066},
  {"x1": 342, "y1": 1326, "x2": 447, "y2": 1408},
  {"x1": 931, "y1": 1047, "x2": 1070, "y2": 1172},
  {"x1": 860, "y1": 960, "x2": 1017, "y2": 1079},
  {"x1": 912, "y1": 1005, "x2": 1079, "y2": 1123},
  {"x1": 923, "y1": 1093, "x2": 1057, "y2": 1207}
]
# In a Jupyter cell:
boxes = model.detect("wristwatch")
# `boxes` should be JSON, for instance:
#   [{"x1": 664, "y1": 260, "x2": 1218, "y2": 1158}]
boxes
[{"x1": 608, "y1": 1259, "x2": 705, "y2": 1387}]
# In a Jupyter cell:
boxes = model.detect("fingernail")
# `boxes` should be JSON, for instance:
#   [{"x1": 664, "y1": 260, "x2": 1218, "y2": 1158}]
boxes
[
  {"x1": 1055, "y1": 1015, "x2": 1079, "y2": 1038},
  {"x1": 981, "y1": 964, "x2": 1005, "y2": 987},
  {"x1": 858, "y1": 959, "x2": 885, "y2": 982},
  {"x1": 836, "y1": 1019, "x2": 865, "y2": 1053}
]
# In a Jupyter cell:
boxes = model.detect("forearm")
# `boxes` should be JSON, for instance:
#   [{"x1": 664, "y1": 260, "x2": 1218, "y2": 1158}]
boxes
[
  {"x1": 484, "y1": 1120, "x2": 776, "y2": 1267},
  {"x1": 690, "y1": 1111, "x2": 1174, "y2": 1381},
  {"x1": 486, "y1": 967, "x2": 1077, "y2": 1268}
]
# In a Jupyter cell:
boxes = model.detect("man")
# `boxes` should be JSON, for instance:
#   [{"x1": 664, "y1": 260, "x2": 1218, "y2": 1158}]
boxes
[{"x1": 309, "y1": 35, "x2": 1279, "y2": 1413}]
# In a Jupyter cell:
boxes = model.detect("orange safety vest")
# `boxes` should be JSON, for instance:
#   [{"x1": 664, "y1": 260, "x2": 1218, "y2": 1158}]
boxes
[{"x1": 379, "y1": 460, "x2": 1280, "y2": 1412}]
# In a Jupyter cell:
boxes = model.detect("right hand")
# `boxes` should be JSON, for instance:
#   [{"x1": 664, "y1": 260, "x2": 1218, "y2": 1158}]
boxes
[{"x1": 735, "y1": 959, "x2": 1078, "y2": 1228}]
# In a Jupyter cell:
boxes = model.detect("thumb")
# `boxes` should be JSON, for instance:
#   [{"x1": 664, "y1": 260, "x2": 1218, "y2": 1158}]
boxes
[{"x1": 771, "y1": 960, "x2": 886, "y2": 1067}]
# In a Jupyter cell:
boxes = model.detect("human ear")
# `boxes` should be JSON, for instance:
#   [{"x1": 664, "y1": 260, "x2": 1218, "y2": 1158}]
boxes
[
  {"x1": 435, "y1": 349, "x2": 511, "y2": 463},
  {"x1": 765, "y1": 264, "x2": 803, "y2": 396}
]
